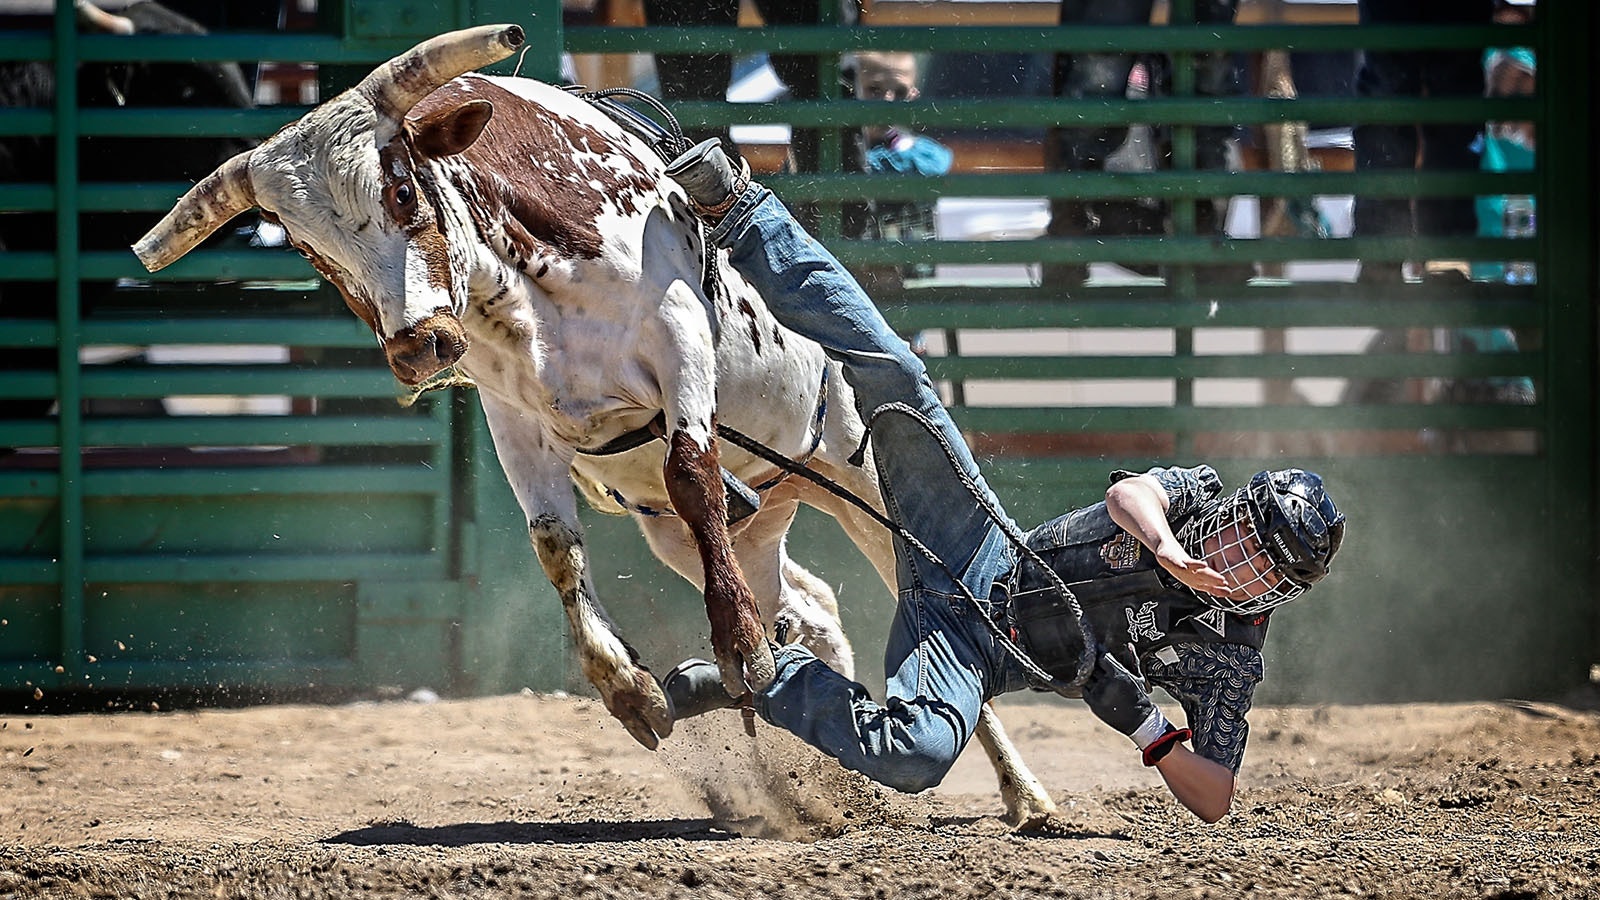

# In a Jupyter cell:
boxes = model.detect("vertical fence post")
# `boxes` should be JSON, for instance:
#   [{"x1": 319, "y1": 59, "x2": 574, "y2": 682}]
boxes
[
  {"x1": 1536, "y1": 2, "x2": 1599, "y2": 676},
  {"x1": 52, "y1": 0, "x2": 84, "y2": 684},
  {"x1": 1169, "y1": 0, "x2": 1197, "y2": 459}
]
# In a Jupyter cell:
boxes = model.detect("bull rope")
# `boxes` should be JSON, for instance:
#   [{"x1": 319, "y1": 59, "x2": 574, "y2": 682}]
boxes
[
  {"x1": 717, "y1": 405, "x2": 1097, "y2": 693},
  {"x1": 561, "y1": 87, "x2": 1099, "y2": 692}
]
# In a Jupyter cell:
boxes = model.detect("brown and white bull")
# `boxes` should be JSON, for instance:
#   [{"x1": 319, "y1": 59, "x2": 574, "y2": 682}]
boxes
[{"x1": 134, "y1": 24, "x2": 1057, "y2": 824}]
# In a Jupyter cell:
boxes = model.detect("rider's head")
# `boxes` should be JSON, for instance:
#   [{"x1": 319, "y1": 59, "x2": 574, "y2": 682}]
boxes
[{"x1": 1178, "y1": 469, "x2": 1345, "y2": 615}]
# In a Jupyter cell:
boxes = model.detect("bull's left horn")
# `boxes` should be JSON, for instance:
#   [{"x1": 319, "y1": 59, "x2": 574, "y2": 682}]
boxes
[
  {"x1": 360, "y1": 24, "x2": 525, "y2": 141},
  {"x1": 132, "y1": 148, "x2": 256, "y2": 272}
]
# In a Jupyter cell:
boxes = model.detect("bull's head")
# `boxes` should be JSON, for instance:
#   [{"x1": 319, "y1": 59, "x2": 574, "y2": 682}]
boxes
[{"x1": 133, "y1": 24, "x2": 526, "y2": 385}]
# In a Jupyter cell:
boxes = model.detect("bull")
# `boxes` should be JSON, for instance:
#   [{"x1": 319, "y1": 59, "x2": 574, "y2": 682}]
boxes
[{"x1": 133, "y1": 24, "x2": 1058, "y2": 824}]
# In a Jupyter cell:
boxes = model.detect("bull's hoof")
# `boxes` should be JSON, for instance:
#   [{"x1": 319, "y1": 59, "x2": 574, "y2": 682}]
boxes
[
  {"x1": 716, "y1": 638, "x2": 776, "y2": 699},
  {"x1": 602, "y1": 667, "x2": 674, "y2": 751}
]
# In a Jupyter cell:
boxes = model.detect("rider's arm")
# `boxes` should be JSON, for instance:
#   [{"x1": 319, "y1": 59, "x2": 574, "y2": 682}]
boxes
[
  {"x1": 1145, "y1": 642, "x2": 1265, "y2": 823},
  {"x1": 1105, "y1": 474, "x2": 1230, "y2": 598},
  {"x1": 1154, "y1": 743, "x2": 1237, "y2": 823}
]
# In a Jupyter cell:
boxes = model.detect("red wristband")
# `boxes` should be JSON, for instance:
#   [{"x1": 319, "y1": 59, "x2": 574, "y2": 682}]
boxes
[{"x1": 1141, "y1": 726, "x2": 1192, "y2": 767}]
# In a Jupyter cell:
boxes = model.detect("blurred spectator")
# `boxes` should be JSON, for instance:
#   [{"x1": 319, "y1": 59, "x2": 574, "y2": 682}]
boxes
[
  {"x1": 1042, "y1": 0, "x2": 1244, "y2": 288},
  {"x1": 1352, "y1": 0, "x2": 1495, "y2": 283},
  {"x1": 1470, "y1": 45, "x2": 1536, "y2": 284},
  {"x1": 642, "y1": 0, "x2": 858, "y2": 188},
  {"x1": 844, "y1": 51, "x2": 952, "y2": 289}
]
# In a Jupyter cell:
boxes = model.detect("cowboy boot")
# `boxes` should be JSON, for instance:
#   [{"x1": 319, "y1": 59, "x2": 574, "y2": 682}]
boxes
[
  {"x1": 665, "y1": 138, "x2": 749, "y2": 220},
  {"x1": 660, "y1": 657, "x2": 742, "y2": 721}
]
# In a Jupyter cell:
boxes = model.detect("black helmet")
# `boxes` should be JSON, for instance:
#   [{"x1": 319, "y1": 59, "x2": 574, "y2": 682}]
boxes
[
  {"x1": 1246, "y1": 468, "x2": 1345, "y2": 587},
  {"x1": 1178, "y1": 468, "x2": 1346, "y2": 615}
]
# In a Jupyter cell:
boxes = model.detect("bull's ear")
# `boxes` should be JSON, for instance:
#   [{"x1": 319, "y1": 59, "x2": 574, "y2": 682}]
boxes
[{"x1": 413, "y1": 99, "x2": 494, "y2": 158}]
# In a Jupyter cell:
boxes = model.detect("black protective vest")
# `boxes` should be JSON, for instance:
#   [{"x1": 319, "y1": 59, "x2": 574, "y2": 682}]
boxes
[{"x1": 1005, "y1": 501, "x2": 1269, "y2": 681}]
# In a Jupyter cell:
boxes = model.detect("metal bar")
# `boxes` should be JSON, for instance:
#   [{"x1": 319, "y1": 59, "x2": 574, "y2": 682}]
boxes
[
  {"x1": 79, "y1": 366, "x2": 398, "y2": 399},
  {"x1": 759, "y1": 171, "x2": 1543, "y2": 202},
  {"x1": 0, "y1": 319, "x2": 370, "y2": 348},
  {"x1": 881, "y1": 295, "x2": 1543, "y2": 331},
  {"x1": 52, "y1": 0, "x2": 86, "y2": 679},
  {"x1": 563, "y1": 24, "x2": 1532, "y2": 55},
  {"x1": 922, "y1": 352, "x2": 1541, "y2": 381},
  {"x1": 0, "y1": 465, "x2": 449, "y2": 500},
  {"x1": 9, "y1": 658, "x2": 363, "y2": 693},
  {"x1": 0, "y1": 554, "x2": 446, "y2": 586},
  {"x1": 0, "y1": 169, "x2": 1548, "y2": 213},
  {"x1": 82, "y1": 553, "x2": 448, "y2": 583},
  {"x1": 951, "y1": 404, "x2": 1543, "y2": 433},
  {"x1": 79, "y1": 415, "x2": 449, "y2": 447},
  {"x1": 537, "y1": 96, "x2": 1538, "y2": 130},
  {"x1": 0, "y1": 24, "x2": 1537, "y2": 63},
  {"x1": 827, "y1": 235, "x2": 1524, "y2": 266},
  {"x1": 0, "y1": 95, "x2": 1539, "y2": 139},
  {"x1": 1535, "y1": 3, "x2": 1599, "y2": 669}
]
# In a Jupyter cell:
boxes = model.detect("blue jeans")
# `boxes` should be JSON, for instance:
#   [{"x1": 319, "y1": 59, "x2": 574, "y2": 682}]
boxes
[{"x1": 710, "y1": 186, "x2": 1031, "y2": 792}]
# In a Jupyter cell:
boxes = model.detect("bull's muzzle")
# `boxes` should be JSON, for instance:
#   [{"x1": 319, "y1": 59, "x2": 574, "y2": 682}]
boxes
[{"x1": 384, "y1": 311, "x2": 469, "y2": 385}]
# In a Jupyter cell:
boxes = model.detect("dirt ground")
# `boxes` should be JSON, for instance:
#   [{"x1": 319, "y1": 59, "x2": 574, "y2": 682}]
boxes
[{"x1": 3, "y1": 683, "x2": 1599, "y2": 900}]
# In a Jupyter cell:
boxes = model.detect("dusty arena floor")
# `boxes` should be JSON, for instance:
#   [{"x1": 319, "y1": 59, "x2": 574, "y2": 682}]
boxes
[{"x1": 3, "y1": 686, "x2": 1599, "y2": 899}]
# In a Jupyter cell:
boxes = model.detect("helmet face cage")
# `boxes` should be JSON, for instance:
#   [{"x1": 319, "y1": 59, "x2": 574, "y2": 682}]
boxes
[
  {"x1": 1179, "y1": 488, "x2": 1306, "y2": 615},
  {"x1": 1178, "y1": 469, "x2": 1344, "y2": 616}
]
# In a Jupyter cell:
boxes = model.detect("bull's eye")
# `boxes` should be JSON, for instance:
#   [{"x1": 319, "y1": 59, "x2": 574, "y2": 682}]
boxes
[{"x1": 394, "y1": 182, "x2": 414, "y2": 207}]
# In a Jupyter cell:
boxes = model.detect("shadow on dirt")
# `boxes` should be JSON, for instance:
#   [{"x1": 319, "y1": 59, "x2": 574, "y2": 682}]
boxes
[{"x1": 323, "y1": 818, "x2": 741, "y2": 847}]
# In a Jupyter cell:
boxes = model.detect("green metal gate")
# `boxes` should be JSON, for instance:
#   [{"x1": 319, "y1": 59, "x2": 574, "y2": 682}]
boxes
[
  {"x1": 0, "y1": 0, "x2": 568, "y2": 700},
  {"x1": 2, "y1": 0, "x2": 1594, "y2": 704},
  {"x1": 561, "y1": 1, "x2": 1598, "y2": 702}
]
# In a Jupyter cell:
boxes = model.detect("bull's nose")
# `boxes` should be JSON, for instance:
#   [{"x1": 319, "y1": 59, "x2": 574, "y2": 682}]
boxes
[{"x1": 384, "y1": 312, "x2": 469, "y2": 385}]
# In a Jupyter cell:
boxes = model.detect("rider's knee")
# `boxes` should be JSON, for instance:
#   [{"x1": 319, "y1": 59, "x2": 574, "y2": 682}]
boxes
[{"x1": 870, "y1": 743, "x2": 958, "y2": 794}]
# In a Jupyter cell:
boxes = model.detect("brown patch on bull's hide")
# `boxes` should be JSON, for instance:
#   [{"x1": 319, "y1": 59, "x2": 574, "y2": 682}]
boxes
[
  {"x1": 409, "y1": 78, "x2": 655, "y2": 263},
  {"x1": 736, "y1": 296, "x2": 762, "y2": 354},
  {"x1": 299, "y1": 244, "x2": 379, "y2": 332},
  {"x1": 663, "y1": 427, "x2": 731, "y2": 575},
  {"x1": 375, "y1": 141, "x2": 453, "y2": 293}
]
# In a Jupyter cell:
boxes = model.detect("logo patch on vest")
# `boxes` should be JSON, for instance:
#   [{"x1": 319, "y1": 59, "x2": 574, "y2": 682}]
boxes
[
  {"x1": 1191, "y1": 607, "x2": 1228, "y2": 637},
  {"x1": 1126, "y1": 601, "x2": 1165, "y2": 642},
  {"x1": 1099, "y1": 530, "x2": 1143, "y2": 571}
]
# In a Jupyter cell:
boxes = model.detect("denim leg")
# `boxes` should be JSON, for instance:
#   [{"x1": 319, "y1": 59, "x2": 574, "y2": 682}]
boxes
[
  {"x1": 757, "y1": 584, "x2": 996, "y2": 793},
  {"x1": 711, "y1": 186, "x2": 1018, "y2": 592},
  {"x1": 710, "y1": 186, "x2": 1019, "y2": 791}
]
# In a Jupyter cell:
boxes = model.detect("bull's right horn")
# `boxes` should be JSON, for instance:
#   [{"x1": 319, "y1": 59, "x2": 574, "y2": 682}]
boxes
[
  {"x1": 132, "y1": 148, "x2": 256, "y2": 272},
  {"x1": 360, "y1": 24, "x2": 525, "y2": 143},
  {"x1": 75, "y1": 2, "x2": 136, "y2": 35}
]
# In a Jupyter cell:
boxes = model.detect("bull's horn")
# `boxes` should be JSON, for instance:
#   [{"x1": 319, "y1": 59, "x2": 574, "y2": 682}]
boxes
[
  {"x1": 132, "y1": 149, "x2": 256, "y2": 272},
  {"x1": 360, "y1": 24, "x2": 525, "y2": 142},
  {"x1": 75, "y1": 2, "x2": 136, "y2": 35}
]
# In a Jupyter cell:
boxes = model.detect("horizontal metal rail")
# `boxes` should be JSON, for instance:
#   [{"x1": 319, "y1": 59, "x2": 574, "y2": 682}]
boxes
[
  {"x1": 0, "y1": 24, "x2": 1537, "y2": 65},
  {"x1": 0, "y1": 170, "x2": 1547, "y2": 213},
  {"x1": 952, "y1": 403, "x2": 1543, "y2": 433},
  {"x1": 0, "y1": 464, "x2": 451, "y2": 500}
]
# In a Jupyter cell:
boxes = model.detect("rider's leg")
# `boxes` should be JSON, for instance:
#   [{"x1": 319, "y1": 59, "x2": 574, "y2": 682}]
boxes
[{"x1": 663, "y1": 141, "x2": 1019, "y2": 792}]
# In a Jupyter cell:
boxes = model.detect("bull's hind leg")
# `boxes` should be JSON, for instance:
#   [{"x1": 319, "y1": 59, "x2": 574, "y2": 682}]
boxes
[
  {"x1": 801, "y1": 449, "x2": 1057, "y2": 826},
  {"x1": 638, "y1": 499, "x2": 855, "y2": 678},
  {"x1": 976, "y1": 704, "x2": 1058, "y2": 827}
]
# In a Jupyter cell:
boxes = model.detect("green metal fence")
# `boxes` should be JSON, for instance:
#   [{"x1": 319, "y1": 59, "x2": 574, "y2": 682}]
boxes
[
  {"x1": 1, "y1": 0, "x2": 1593, "y2": 704},
  {"x1": 0, "y1": 0, "x2": 568, "y2": 700}
]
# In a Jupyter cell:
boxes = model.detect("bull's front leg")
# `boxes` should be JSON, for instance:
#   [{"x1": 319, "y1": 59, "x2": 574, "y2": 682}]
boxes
[
  {"x1": 481, "y1": 395, "x2": 672, "y2": 749},
  {"x1": 662, "y1": 416, "x2": 776, "y2": 698},
  {"x1": 527, "y1": 514, "x2": 674, "y2": 748},
  {"x1": 654, "y1": 287, "x2": 774, "y2": 700}
]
